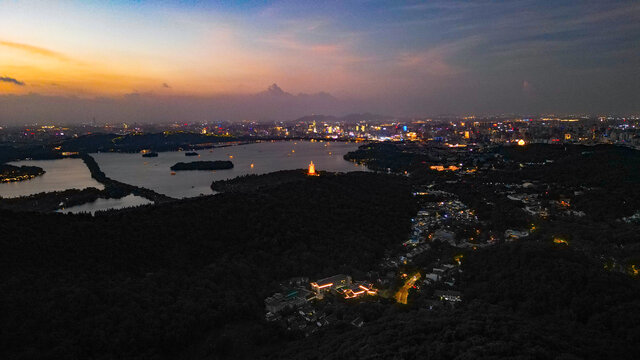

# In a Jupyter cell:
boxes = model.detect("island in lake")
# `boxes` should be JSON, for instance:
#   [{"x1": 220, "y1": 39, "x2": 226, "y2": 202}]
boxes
[
  {"x1": 0, "y1": 164, "x2": 45, "y2": 183},
  {"x1": 170, "y1": 160, "x2": 234, "y2": 171}
]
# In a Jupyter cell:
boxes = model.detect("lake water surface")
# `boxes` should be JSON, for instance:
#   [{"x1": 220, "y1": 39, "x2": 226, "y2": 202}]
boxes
[
  {"x1": 93, "y1": 140, "x2": 365, "y2": 198},
  {"x1": 0, "y1": 158, "x2": 104, "y2": 198},
  {"x1": 0, "y1": 141, "x2": 365, "y2": 211}
]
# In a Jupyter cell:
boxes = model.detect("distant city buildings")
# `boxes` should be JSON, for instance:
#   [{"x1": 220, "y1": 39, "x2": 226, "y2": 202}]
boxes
[{"x1": 3, "y1": 115, "x2": 640, "y2": 148}]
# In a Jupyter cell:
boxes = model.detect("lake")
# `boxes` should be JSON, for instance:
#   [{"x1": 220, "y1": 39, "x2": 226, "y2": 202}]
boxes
[
  {"x1": 0, "y1": 158, "x2": 104, "y2": 198},
  {"x1": 93, "y1": 140, "x2": 366, "y2": 198}
]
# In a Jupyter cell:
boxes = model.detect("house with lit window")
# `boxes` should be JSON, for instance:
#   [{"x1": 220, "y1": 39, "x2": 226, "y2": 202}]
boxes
[
  {"x1": 310, "y1": 274, "x2": 352, "y2": 299},
  {"x1": 434, "y1": 290, "x2": 462, "y2": 302},
  {"x1": 342, "y1": 281, "x2": 378, "y2": 299}
]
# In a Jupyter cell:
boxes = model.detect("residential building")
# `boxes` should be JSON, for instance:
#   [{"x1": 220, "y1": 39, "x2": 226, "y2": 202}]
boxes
[
  {"x1": 310, "y1": 274, "x2": 352, "y2": 298},
  {"x1": 434, "y1": 290, "x2": 463, "y2": 302}
]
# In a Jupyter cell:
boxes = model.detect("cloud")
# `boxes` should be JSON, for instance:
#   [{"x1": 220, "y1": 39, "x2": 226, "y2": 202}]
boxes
[
  {"x1": 398, "y1": 49, "x2": 459, "y2": 76},
  {"x1": 0, "y1": 76, "x2": 25, "y2": 86},
  {"x1": 397, "y1": 1, "x2": 483, "y2": 12},
  {"x1": 310, "y1": 44, "x2": 340, "y2": 55},
  {"x1": 396, "y1": 38, "x2": 476, "y2": 77},
  {"x1": 0, "y1": 41, "x2": 71, "y2": 62}
]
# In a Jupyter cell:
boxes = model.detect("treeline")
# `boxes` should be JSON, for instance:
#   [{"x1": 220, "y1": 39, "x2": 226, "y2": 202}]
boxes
[
  {"x1": 61, "y1": 132, "x2": 239, "y2": 153},
  {"x1": 344, "y1": 142, "x2": 422, "y2": 172},
  {"x1": 350, "y1": 142, "x2": 640, "y2": 224},
  {"x1": 0, "y1": 187, "x2": 106, "y2": 212},
  {"x1": 490, "y1": 144, "x2": 640, "y2": 220},
  {"x1": 0, "y1": 172, "x2": 416, "y2": 359},
  {"x1": 0, "y1": 132, "x2": 241, "y2": 165},
  {"x1": 212, "y1": 170, "x2": 321, "y2": 193},
  {"x1": 497, "y1": 143, "x2": 640, "y2": 188},
  {"x1": 0, "y1": 144, "x2": 63, "y2": 164}
]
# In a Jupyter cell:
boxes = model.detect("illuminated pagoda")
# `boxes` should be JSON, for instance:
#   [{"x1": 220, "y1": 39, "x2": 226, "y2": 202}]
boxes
[{"x1": 307, "y1": 161, "x2": 319, "y2": 176}]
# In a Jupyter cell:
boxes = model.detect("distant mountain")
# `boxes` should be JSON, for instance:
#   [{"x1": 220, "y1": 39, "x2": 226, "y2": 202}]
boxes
[
  {"x1": 256, "y1": 83, "x2": 339, "y2": 102},
  {"x1": 244, "y1": 84, "x2": 348, "y2": 121},
  {"x1": 258, "y1": 83, "x2": 289, "y2": 97}
]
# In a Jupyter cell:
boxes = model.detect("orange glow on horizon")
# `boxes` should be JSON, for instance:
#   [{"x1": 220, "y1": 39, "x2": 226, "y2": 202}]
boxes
[{"x1": 0, "y1": 36, "x2": 354, "y2": 98}]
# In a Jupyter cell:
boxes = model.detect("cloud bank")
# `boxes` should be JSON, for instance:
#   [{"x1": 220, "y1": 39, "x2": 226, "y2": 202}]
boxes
[
  {"x1": 0, "y1": 84, "x2": 369, "y2": 124},
  {"x1": 0, "y1": 76, "x2": 25, "y2": 86}
]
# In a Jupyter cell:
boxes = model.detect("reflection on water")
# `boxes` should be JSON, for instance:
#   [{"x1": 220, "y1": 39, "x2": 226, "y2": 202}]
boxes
[
  {"x1": 57, "y1": 194, "x2": 153, "y2": 214},
  {"x1": 94, "y1": 141, "x2": 365, "y2": 198},
  {"x1": 0, "y1": 158, "x2": 104, "y2": 198}
]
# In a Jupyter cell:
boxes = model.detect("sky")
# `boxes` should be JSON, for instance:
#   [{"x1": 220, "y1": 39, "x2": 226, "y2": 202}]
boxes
[{"x1": 0, "y1": 0, "x2": 639, "y2": 123}]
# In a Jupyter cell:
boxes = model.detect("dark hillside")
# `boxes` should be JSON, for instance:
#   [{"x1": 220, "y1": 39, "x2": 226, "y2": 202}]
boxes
[
  {"x1": 0, "y1": 172, "x2": 416, "y2": 359},
  {"x1": 266, "y1": 242, "x2": 640, "y2": 360}
]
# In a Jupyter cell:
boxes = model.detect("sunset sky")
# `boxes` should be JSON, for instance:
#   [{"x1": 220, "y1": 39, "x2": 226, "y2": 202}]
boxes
[{"x1": 1, "y1": 0, "x2": 639, "y2": 122}]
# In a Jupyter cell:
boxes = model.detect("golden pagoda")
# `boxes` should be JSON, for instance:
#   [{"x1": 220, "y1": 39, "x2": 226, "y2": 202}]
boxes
[{"x1": 308, "y1": 161, "x2": 319, "y2": 176}]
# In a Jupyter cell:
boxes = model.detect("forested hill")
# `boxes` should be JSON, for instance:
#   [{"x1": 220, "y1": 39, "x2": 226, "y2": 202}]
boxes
[
  {"x1": 3, "y1": 165, "x2": 639, "y2": 359},
  {"x1": 0, "y1": 172, "x2": 416, "y2": 359},
  {"x1": 266, "y1": 242, "x2": 640, "y2": 359}
]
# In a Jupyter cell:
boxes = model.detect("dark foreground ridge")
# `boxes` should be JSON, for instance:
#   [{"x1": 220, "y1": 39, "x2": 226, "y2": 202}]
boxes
[
  {"x1": 1, "y1": 170, "x2": 639, "y2": 359},
  {"x1": 267, "y1": 242, "x2": 640, "y2": 359},
  {"x1": 2, "y1": 142, "x2": 640, "y2": 359},
  {"x1": 0, "y1": 172, "x2": 416, "y2": 359}
]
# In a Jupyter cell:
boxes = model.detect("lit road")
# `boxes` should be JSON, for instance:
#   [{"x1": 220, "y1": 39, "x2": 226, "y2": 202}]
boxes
[{"x1": 395, "y1": 273, "x2": 421, "y2": 304}]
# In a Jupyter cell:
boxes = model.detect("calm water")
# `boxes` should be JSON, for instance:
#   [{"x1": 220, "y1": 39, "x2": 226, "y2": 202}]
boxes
[
  {"x1": 0, "y1": 158, "x2": 104, "y2": 198},
  {"x1": 57, "y1": 194, "x2": 152, "y2": 214},
  {"x1": 93, "y1": 141, "x2": 366, "y2": 198}
]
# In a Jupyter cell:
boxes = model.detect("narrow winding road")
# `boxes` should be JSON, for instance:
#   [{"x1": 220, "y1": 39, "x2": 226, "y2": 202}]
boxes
[{"x1": 395, "y1": 273, "x2": 421, "y2": 304}]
